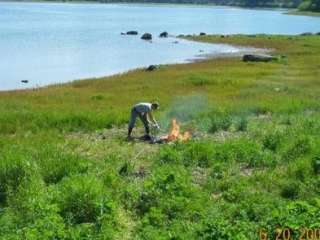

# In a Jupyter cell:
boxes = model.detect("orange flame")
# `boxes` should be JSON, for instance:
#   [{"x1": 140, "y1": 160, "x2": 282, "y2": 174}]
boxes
[{"x1": 162, "y1": 118, "x2": 191, "y2": 142}]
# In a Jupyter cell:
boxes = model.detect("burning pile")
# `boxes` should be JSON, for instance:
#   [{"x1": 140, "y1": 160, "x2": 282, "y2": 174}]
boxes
[{"x1": 151, "y1": 118, "x2": 191, "y2": 144}]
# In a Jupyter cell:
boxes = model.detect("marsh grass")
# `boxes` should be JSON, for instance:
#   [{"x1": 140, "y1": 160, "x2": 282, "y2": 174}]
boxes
[{"x1": 0, "y1": 34, "x2": 320, "y2": 239}]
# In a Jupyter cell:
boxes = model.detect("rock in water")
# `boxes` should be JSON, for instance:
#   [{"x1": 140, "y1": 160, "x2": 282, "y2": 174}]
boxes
[
  {"x1": 159, "y1": 31, "x2": 168, "y2": 38},
  {"x1": 126, "y1": 31, "x2": 138, "y2": 35},
  {"x1": 243, "y1": 54, "x2": 277, "y2": 62},
  {"x1": 146, "y1": 65, "x2": 157, "y2": 71},
  {"x1": 21, "y1": 80, "x2": 29, "y2": 83},
  {"x1": 141, "y1": 33, "x2": 152, "y2": 40}
]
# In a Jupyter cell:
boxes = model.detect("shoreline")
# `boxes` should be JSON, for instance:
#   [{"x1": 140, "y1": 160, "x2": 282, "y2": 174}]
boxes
[
  {"x1": 0, "y1": 0, "x2": 296, "y2": 11},
  {"x1": 0, "y1": 36, "x2": 267, "y2": 93}
]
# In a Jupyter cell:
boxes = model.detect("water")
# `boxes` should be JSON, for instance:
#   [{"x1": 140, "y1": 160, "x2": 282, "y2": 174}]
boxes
[{"x1": 1, "y1": 2, "x2": 319, "y2": 90}]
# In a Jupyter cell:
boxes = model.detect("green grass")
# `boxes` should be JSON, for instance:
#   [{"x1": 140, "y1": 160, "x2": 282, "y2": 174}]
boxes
[{"x1": 0, "y1": 34, "x2": 320, "y2": 239}]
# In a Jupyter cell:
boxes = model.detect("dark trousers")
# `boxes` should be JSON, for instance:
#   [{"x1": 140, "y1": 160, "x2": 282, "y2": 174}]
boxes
[{"x1": 128, "y1": 108, "x2": 150, "y2": 134}]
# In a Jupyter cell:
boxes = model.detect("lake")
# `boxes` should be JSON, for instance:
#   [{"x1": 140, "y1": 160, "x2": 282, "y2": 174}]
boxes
[{"x1": 1, "y1": 2, "x2": 320, "y2": 90}]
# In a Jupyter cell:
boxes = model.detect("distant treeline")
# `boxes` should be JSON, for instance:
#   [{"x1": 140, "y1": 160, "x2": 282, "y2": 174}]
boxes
[
  {"x1": 298, "y1": 0, "x2": 320, "y2": 11},
  {"x1": 12, "y1": 0, "x2": 320, "y2": 11},
  {"x1": 89, "y1": 0, "x2": 303, "y2": 8}
]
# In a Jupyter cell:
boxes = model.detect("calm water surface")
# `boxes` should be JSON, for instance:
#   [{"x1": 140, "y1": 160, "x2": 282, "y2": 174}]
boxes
[{"x1": 0, "y1": 2, "x2": 320, "y2": 90}]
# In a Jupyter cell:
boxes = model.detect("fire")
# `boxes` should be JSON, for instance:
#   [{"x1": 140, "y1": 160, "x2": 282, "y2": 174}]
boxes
[{"x1": 162, "y1": 118, "x2": 191, "y2": 142}]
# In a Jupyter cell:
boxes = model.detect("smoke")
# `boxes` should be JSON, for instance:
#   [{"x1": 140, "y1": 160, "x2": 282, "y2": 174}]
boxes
[{"x1": 158, "y1": 95, "x2": 208, "y2": 131}]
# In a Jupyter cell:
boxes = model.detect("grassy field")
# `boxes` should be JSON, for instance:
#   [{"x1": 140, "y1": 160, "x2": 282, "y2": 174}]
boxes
[{"x1": 0, "y1": 34, "x2": 320, "y2": 239}]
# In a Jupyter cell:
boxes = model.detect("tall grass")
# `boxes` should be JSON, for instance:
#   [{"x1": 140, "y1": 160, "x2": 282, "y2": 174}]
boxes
[{"x1": 1, "y1": 35, "x2": 320, "y2": 239}]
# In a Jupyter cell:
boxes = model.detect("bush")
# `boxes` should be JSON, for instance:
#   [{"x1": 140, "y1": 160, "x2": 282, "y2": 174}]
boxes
[
  {"x1": 282, "y1": 135, "x2": 312, "y2": 161},
  {"x1": 158, "y1": 141, "x2": 215, "y2": 167},
  {"x1": 158, "y1": 144, "x2": 183, "y2": 165},
  {"x1": 37, "y1": 150, "x2": 89, "y2": 184},
  {"x1": 136, "y1": 166, "x2": 202, "y2": 219},
  {"x1": 57, "y1": 175, "x2": 115, "y2": 224},
  {"x1": 214, "y1": 138, "x2": 268, "y2": 167},
  {"x1": 311, "y1": 153, "x2": 320, "y2": 174},
  {"x1": 0, "y1": 177, "x2": 66, "y2": 240},
  {"x1": 281, "y1": 182, "x2": 300, "y2": 199},
  {"x1": 183, "y1": 142, "x2": 215, "y2": 167},
  {"x1": 0, "y1": 155, "x2": 31, "y2": 204},
  {"x1": 235, "y1": 117, "x2": 248, "y2": 132},
  {"x1": 262, "y1": 131, "x2": 282, "y2": 152},
  {"x1": 209, "y1": 113, "x2": 232, "y2": 133}
]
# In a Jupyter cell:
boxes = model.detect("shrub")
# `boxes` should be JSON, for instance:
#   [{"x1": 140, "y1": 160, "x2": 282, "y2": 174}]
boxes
[
  {"x1": 311, "y1": 153, "x2": 320, "y2": 174},
  {"x1": 282, "y1": 135, "x2": 312, "y2": 161},
  {"x1": 118, "y1": 161, "x2": 134, "y2": 177},
  {"x1": 0, "y1": 156, "x2": 31, "y2": 204},
  {"x1": 136, "y1": 166, "x2": 201, "y2": 219},
  {"x1": 280, "y1": 182, "x2": 300, "y2": 199},
  {"x1": 57, "y1": 175, "x2": 115, "y2": 224},
  {"x1": 7, "y1": 178, "x2": 66, "y2": 240},
  {"x1": 183, "y1": 142, "x2": 215, "y2": 167},
  {"x1": 209, "y1": 113, "x2": 232, "y2": 133},
  {"x1": 214, "y1": 138, "x2": 268, "y2": 167},
  {"x1": 235, "y1": 117, "x2": 248, "y2": 132},
  {"x1": 37, "y1": 150, "x2": 89, "y2": 184},
  {"x1": 158, "y1": 144, "x2": 182, "y2": 165},
  {"x1": 262, "y1": 131, "x2": 282, "y2": 152}
]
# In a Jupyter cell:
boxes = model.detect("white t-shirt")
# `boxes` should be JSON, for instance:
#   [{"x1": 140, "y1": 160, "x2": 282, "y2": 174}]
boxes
[{"x1": 134, "y1": 103, "x2": 152, "y2": 114}]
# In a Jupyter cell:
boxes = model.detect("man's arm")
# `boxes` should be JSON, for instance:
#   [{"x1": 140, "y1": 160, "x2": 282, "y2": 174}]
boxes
[{"x1": 147, "y1": 112, "x2": 159, "y2": 128}]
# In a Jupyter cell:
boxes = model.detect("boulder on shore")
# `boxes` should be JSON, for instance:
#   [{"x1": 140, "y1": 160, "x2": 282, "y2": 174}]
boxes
[
  {"x1": 159, "y1": 31, "x2": 168, "y2": 38},
  {"x1": 242, "y1": 54, "x2": 278, "y2": 62},
  {"x1": 141, "y1": 33, "x2": 152, "y2": 40},
  {"x1": 146, "y1": 65, "x2": 157, "y2": 71},
  {"x1": 126, "y1": 31, "x2": 138, "y2": 35}
]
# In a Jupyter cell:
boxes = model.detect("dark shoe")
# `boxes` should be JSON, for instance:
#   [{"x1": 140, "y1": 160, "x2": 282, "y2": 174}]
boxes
[{"x1": 141, "y1": 134, "x2": 152, "y2": 141}]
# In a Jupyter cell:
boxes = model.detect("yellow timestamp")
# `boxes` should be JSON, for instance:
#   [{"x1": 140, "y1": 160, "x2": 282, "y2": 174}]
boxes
[{"x1": 259, "y1": 228, "x2": 320, "y2": 240}]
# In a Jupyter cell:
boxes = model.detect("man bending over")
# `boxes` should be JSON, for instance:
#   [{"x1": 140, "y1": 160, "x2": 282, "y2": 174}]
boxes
[{"x1": 128, "y1": 102, "x2": 160, "y2": 139}]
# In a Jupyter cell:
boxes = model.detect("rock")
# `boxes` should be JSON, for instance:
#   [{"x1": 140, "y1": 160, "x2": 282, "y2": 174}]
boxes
[
  {"x1": 300, "y1": 32, "x2": 313, "y2": 36},
  {"x1": 159, "y1": 31, "x2": 168, "y2": 38},
  {"x1": 242, "y1": 54, "x2": 278, "y2": 62},
  {"x1": 172, "y1": 41, "x2": 179, "y2": 44},
  {"x1": 126, "y1": 31, "x2": 138, "y2": 35},
  {"x1": 141, "y1": 33, "x2": 152, "y2": 40},
  {"x1": 146, "y1": 65, "x2": 157, "y2": 71},
  {"x1": 199, "y1": 49, "x2": 204, "y2": 52},
  {"x1": 121, "y1": 32, "x2": 126, "y2": 35},
  {"x1": 21, "y1": 80, "x2": 29, "y2": 83},
  {"x1": 200, "y1": 32, "x2": 206, "y2": 36}
]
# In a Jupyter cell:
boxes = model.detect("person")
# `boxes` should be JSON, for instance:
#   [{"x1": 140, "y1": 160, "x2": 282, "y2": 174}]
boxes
[{"x1": 128, "y1": 102, "x2": 160, "y2": 139}]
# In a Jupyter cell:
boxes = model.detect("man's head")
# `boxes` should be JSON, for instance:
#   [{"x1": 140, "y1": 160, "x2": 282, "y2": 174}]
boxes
[{"x1": 151, "y1": 102, "x2": 159, "y2": 110}]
